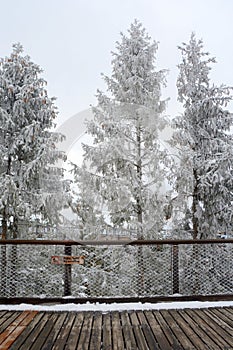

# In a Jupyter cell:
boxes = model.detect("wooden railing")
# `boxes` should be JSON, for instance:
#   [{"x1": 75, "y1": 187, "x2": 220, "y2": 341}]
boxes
[{"x1": 0, "y1": 239, "x2": 233, "y2": 303}]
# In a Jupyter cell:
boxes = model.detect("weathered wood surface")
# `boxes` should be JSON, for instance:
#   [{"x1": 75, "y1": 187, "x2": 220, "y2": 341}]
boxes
[{"x1": 0, "y1": 307, "x2": 232, "y2": 349}]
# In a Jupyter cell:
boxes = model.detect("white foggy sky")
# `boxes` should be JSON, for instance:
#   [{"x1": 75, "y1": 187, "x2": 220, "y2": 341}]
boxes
[{"x1": 1, "y1": 0, "x2": 233, "y2": 127}]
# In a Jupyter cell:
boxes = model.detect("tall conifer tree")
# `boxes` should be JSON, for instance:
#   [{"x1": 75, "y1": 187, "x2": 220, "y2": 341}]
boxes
[
  {"x1": 172, "y1": 33, "x2": 233, "y2": 238},
  {"x1": 0, "y1": 43, "x2": 68, "y2": 238},
  {"x1": 73, "y1": 21, "x2": 171, "y2": 238}
]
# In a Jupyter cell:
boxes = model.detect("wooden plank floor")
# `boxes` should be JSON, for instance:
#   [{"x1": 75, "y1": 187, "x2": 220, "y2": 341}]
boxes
[{"x1": 0, "y1": 307, "x2": 232, "y2": 349}]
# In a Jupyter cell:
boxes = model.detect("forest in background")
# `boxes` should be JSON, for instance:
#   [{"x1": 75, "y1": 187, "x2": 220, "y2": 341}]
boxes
[{"x1": 0, "y1": 21, "x2": 233, "y2": 241}]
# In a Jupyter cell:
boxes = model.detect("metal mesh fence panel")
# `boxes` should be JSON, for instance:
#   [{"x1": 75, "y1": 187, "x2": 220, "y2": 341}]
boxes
[
  {"x1": 0, "y1": 244, "x2": 65, "y2": 297},
  {"x1": 69, "y1": 244, "x2": 172, "y2": 297},
  {"x1": 0, "y1": 241, "x2": 232, "y2": 298},
  {"x1": 179, "y1": 243, "x2": 233, "y2": 295}
]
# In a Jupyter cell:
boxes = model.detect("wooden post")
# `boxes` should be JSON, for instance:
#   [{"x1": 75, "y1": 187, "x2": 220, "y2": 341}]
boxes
[
  {"x1": 172, "y1": 245, "x2": 179, "y2": 294},
  {"x1": 64, "y1": 245, "x2": 72, "y2": 296}
]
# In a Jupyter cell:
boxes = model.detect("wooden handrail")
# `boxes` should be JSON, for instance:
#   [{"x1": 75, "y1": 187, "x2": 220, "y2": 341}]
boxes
[{"x1": 0, "y1": 238, "x2": 233, "y2": 245}]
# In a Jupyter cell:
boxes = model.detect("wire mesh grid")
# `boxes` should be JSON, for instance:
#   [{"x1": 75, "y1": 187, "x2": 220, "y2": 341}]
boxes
[
  {"x1": 179, "y1": 243, "x2": 233, "y2": 295},
  {"x1": 0, "y1": 242, "x2": 232, "y2": 298}
]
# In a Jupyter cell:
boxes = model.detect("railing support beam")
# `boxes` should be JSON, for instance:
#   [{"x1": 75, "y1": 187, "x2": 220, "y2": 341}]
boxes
[
  {"x1": 64, "y1": 245, "x2": 72, "y2": 296},
  {"x1": 172, "y1": 245, "x2": 179, "y2": 294}
]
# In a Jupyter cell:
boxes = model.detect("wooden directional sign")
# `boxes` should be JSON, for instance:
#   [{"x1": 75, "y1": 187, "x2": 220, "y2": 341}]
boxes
[{"x1": 51, "y1": 255, "x2": 85, "y2": 265}]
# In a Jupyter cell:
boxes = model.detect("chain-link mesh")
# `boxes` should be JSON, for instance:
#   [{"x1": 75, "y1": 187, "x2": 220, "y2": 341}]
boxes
[
  {"x1": 0, "y1": 242, "x2": 232, "y2": 298},
  {"x1": 179, "y1": 243, "x2": 233, "y2": 295}
]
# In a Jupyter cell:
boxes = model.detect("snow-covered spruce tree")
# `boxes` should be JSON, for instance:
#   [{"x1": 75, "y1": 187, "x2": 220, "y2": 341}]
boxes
[
  {"x1": 73, "y1": 21, "x2": 171, "y2": 239},
  {"x1": 0, "y1": 43, "x2": 68, "y2": 239},
  {"x1": 71, "y1": 163, "x2": 106, "y2": 239},
  {"x1": 171, "y1": 33, "x2": 233, "y2": 239}
]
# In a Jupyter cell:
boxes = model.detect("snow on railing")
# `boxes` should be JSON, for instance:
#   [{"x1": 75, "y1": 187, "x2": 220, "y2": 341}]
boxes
[{"x1": 0, "y1": 239, "x2": 233, "y2": 300}]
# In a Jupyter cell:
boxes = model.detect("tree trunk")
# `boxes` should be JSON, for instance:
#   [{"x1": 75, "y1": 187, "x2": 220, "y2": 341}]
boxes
[
  {"x1": 2, "y1": 208, "x2": 7, "y2": 240},
  {"x1": 191, "y1": 169, "x2": 201, "y2": 292},
  {"x1": 136, "y1": 122, "x2": 143, "y2": 238},
  {"x1": 192, "y1": 169, "x2": 199, "y2": 239},
  {"x1": 2, "y1": 154, "x2": 12, "y2": 240},
  {"x1": 136, "y1": 122, "x2": 145, "y2": 295},
  {"x1": 12, "y1": 216, "x2": 18, "y2": 239}
]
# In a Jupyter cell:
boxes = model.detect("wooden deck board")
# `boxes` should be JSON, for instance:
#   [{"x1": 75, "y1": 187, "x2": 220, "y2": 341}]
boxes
[
  {"x1": 76, "y1": 311, "x2": 94, "y2": 350},
  {"x1": 10, "y1": 312, "x2": 45, "y2": 350},
  {"x1": 137, "y1": 310, "x2": 159, "y2": 349},
  {"x1": 144, "y1": 310, "x2": 172, "y2": 349},
  {"x1": 0, "y1": 311, "x2": 38, "y2": 350},
  {"x1": 52, "y1": 313, "x2": 76, "y2": 350},
  {"x1": 18, "y1": 312, "x2": 53, "y2": 350},
  {"x1": 129, "y1": 311, "x2": 149, "y2": 350},
  {"x1": 0, "y1": 312, "x2": 20, "y2": 334},
  {"x1": 206, "y1": 307, "x2": 233, "y2": 328},
  {"x1": 220, "y1": 307, "x2": 233, "y2": 322},
  {"x1": 41, "y1": 313, "x2": 67, "y2": 350},
  {"x1": 168, "y1": 309, "x2": 204, "y2": 349},
  {"x1": 202, "y1": 309, "x2": 233, "y2": 347},
  {"x1": 111, "y1": 311, "x2": 125, "y2": 350},
  {"x1": 89, "y1": 312, "x2": 102, "y2": 350},
  {"x1": 63, "y1": 313, "x2": 84, "y2": 350},
  {"x1": 177, "y1": 308, "x2": 218, "y2": 349},
  {"x1": 152, "y1": 309, "x2": 177, "y2": 348},
  {"x1": 102, "y1": 312, "x2": 112, "y2": 350},
  {"x1": 120, "y1": 311, "x2": 137, "y2": 350},
  {"x1": 0, "y1": 311, "x2": 13, "y2": 328},
  {"x1": 186, "y1": 308, "x2": 230, "y2": 349},
  {"x1": 33, "y1": 313, "x2": 63, "y2": 350},
  {"x1": 0, "y1": 306, "x2": 232, "y2": 349},
  {"x1": 160, "y1": 309, "x2": 194, "y2": 349}
]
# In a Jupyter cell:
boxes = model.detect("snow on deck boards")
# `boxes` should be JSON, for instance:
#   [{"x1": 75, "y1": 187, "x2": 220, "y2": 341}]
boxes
[{"x1": 0, "y1": 308, "x2": 232, "y2": 349}]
